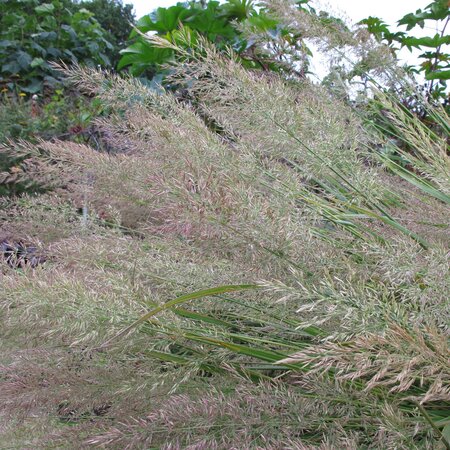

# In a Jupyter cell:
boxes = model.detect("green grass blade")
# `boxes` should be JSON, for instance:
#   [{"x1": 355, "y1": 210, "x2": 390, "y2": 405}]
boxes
[
  {"x1": 380, "y1": 154, "x2": 450, "y2": 204},
  {"x1": 100, "y1": 284, "x2": 258, "y2": 348}
]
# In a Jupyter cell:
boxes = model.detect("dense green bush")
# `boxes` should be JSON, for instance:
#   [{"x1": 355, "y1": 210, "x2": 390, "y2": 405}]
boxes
[
  {"x1": 0, "y1": 88, "x2": 104, "y2": 196},
  {"x1": 0, "y1": 0, "x2": 114, "y2": 93},
  {"x1": 0, "y1": 0, "x2": 121, "y2": 194},
  {"x1": 118, "y1": 0, "x2": 318, "y2": 80},
  {"x1": 0, "y1": 89, "x2": 102, "y2": 142},
  {"x1": 78, "y1": 0, "x2": 135, "y2": 65}
]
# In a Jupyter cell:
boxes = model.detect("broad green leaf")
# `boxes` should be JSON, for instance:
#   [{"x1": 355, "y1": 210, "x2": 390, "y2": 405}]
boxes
[
  {"x1": 61, "y1": 24, "x2": 77, "y2": 40},
  {"x1": 30, "y1": 57, "x2": 44, "y2": 68},
  {"x1": 0, "y1": 40, "x2": 13, "y2": 49},
  {"x1": 426, "y1": 69, "x2": 450, "y2": 80},
  {"x1": 17, "y1": 50, "x2": 32, "y2": 69},
  {"x1": 401, "y1": 34, "x2": 450, "y2": 50},
  {"x1": 35, "y1": 3, "x2": 54, "y2": 14},
  {"x1": 22, "y1": 78, "x2": 42, "y2": 93},
  {"x1": 2, "y1": 60, "x2": 20, "y2": 74},
  {"x1": 98, "y1": 52, "x2": 110, "y2": 66},
  {"x1": 32, "y1": 31, "x2": 58, "y2": 41},
  {"x1": 133, "y1": 5, "x2": 195, "y2": 36}
]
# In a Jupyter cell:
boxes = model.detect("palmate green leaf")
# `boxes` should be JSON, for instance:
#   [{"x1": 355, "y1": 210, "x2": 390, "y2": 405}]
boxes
[
  {"x1": 245, "y1": 13, "x2": 279, "y2": 32},
  {"x1": 100, "y1": 285, "x2": 259, "y2": 348},
  {"x1": 132, "y1": 5, "x2": 195, "y2": 37},
  {"x1": 118, "y1": 41, "x2": 174, "y2": 70},
  {"x1": 34, "y1": 3, "x2": 55, "y2": 14},
  {"x1": 359, "y1": 16, "x2": 390, "y2": 35},
  {"x1": 398, "y1": 0, "x2": 449, "y2": 30},
  {"x1": 398, "y1": 12, "x2": 426, "y2": 31},
  {"x1": 120, "y1": 0, "x2": 295, "y2": 77},
  {"x1": 402, "y1": 34, "x2": 450, "y2": 50},
  {"x1": 220, "y1": 0, "x2": 254, "y2": 20},
  {"x1": 426, "y1": 69, "x2": 450, "y2": 80},
  {"x1": 188, "y1": 15, "x2": 233, "y2": 39},
  {"x1": 182, "y1": 1, "x2": 235, "y2": 38}
]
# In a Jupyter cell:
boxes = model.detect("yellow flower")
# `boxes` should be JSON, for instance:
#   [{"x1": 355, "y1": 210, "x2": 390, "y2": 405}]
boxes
[{"x1": 19, "y1": 92, "x2": 26, "y2": 97}]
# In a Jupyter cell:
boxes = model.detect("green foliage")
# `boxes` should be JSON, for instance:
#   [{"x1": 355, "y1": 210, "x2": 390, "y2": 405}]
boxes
[
  {"x1": 360, "y1": 0, "x2": 450, "y2": 103},
  {"x1": 77, "y1": 0, "x2": 136, "y2": 65},
  {"x1": 0, "y1": 88, "x2": 104, "y2": 196},
  {"x1": 0, "y1": 0, "x2": 114, "y2": 93},
  {"x1": 118, "y1": 0, "x2": 250, "y2": 76},
  {"x1": 118, "y1": 0, "x2": 315, "y2": 80},
  {"x1": 0, "y1": 89, "x2": 102, "y2": 142}
]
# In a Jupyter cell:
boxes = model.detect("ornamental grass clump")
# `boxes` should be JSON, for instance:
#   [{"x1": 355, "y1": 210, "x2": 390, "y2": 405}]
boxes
[{"x1": 0, "y1": 11, "x2": 449, "y2": 449}]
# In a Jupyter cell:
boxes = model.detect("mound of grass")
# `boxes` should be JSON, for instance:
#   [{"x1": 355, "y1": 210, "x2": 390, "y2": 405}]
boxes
[{"x1": 1, "y1": 11, "x2": 448, "y2": 450}]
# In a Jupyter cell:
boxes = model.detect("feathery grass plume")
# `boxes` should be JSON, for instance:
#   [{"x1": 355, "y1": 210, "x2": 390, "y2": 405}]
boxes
[
  {"x1": 260, "y1": 237, "x2": 449, "y2": 337},
  {"x1": 366, "y1": 88, "x2": 450, "y2": 202},
  {"x1": 85, "y1": 380, "x2": 415, "y2": 449},
  {"x1": 0, "y1": 140, "x2": 67, "y2": 194},
  {"x1": 44, "y1": 66, "x2": 338, "y2": 277},
  {"x1": 145, "y1": 33, "x2": 432, "y2": 248},
  {"x1": 279, "y1": 322, "x2": 449, "y2": 402},
  {"x1": 263, "y1": 0, "x2": 396, "y2": 79}
]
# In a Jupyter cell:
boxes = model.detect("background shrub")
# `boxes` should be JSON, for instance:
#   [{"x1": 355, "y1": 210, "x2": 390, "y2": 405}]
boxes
[
  {"x1": 0, "y1": 0, "x2": 114, "y2": 93},
  {"x1": 77, "y1": 0, "x2": 135, "y2": 66},
  {"x1": 118, "y1": 0, "x2": 319, "y2": 81}
]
